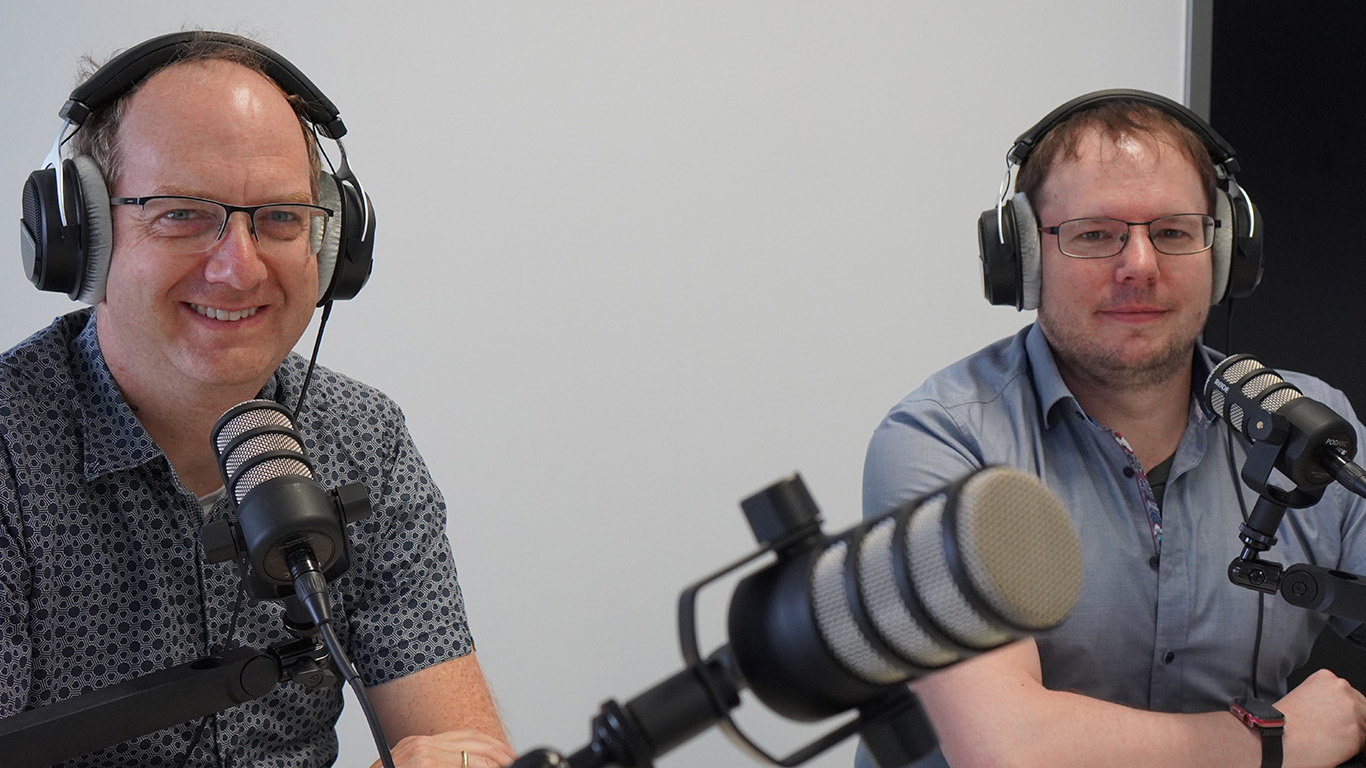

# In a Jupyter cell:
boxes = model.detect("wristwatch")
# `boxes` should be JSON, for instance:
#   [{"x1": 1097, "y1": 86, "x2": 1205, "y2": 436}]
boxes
[{"x1": 1230, "y1": 697, "x2": 1284, "y2": 768}]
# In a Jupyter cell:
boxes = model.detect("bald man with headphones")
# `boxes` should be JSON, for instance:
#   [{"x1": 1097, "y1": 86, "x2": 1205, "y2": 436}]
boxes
[
  {"x1": 1, "y1": 31, "x2": 513, "y2": 768},
  {"x1": 859, "y1": 92, "x2": 1366, "y2": 767}
]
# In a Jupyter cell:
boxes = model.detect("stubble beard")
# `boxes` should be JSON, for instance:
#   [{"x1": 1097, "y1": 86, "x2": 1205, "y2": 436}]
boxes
[{"x1": 1039, "y1": 305, "x2": 1208, "y2": 394}]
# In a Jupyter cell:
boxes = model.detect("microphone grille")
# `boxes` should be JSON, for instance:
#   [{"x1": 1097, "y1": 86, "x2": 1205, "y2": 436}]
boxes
[
  {"x1": 1211, "y1": 355, "x2": 1304, "y2": 424},
  {"x1": 814, "y1": 466, "x2": 1080, "y2": 685},
  {"x1": 212, "y1": 400, "x2": 315, "y2": 504},
  {"x1": 810, "y1": 538, "x2": 918, "y2": 684},
  {"x1": 952, "y1": 466, "x2": 1081, "y2": 631}
]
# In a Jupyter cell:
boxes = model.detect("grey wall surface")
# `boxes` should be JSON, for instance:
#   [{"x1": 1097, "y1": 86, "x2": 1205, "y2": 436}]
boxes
[{"x1": 0, "y1": 3, "x2": 1187, "y2": 766}]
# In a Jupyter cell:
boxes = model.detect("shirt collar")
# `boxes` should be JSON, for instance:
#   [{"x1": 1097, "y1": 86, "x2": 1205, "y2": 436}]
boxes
[
  {"x1": 73, "y1": 310, "x2": 162, "y2": 478},
  {"x1": 1023, "y1": 322, "x2": 1075, "y2": 428}
]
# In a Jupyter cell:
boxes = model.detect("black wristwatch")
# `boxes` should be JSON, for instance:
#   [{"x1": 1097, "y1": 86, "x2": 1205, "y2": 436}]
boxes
[{"x1": 1230, "y1": 697, "x2": 1284, "y2": 768}]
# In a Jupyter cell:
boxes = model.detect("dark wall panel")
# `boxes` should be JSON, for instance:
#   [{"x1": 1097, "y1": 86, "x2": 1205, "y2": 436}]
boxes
[
  {"x1": 1204, "y1": 0, "x2": 1366, "y2": 412},
  {"x1": 1200, "y1": 0, "x2": 1366, "y2": 689}
]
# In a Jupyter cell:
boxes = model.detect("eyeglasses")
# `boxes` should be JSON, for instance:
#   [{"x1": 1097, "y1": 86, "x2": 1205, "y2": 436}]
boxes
[
  {"x1": 1039, "y1": 214, "x2": 1220, "y2": 259},
  {"x1": 109, "y1": 195, "x2": 334, "y2": 258}
]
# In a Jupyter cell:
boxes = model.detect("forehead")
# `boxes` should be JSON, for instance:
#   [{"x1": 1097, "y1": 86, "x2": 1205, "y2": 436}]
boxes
[
  {"x1": 114, "y1": 59, "x2": 313, "y2": 195},
  {"x1": 1036, "y1": 127, "x2": 1207, "y2": 215}
]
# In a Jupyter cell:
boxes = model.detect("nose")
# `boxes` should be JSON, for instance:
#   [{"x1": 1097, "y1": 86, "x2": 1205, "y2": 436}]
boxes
[
  {"x1": 203, "y1": 212, "x2": 268, "y2": 289},
  {"x1": 1113, "y1": 223, "x2": 1160, "y2": 283}
]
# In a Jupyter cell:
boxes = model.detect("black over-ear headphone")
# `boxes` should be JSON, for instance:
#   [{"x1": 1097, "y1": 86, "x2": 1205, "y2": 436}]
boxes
[
  {"x1": 19, "y1": 30, "x2": 376, "y2": 306},
  {"x1": 977, "y1": 88, "x2": 1263, "y2": 311}
]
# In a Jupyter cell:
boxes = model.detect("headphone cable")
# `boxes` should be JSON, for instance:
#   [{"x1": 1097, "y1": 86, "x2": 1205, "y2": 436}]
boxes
[{"x1": 1217, "y1": 297, "x2": 1266, "y2": 698}]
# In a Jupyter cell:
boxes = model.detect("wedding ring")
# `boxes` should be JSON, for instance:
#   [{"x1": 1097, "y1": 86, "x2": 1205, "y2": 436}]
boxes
[{"x1": 461, "y1": 750, "x2": 469, "y2": 768}]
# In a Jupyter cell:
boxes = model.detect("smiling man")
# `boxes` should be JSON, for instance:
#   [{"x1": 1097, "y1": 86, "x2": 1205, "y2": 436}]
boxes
[
  {"x1": 1, "y1": 32, "x2": 513, "y2": 768},
  {"x1": 859, "y1": 92, "x2": 1366, "y2": 767}
]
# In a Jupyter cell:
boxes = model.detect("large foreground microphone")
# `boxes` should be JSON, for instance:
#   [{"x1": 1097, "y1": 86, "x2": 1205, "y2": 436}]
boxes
[
  {"x1": 517, "y1": 466, "x2": 1082, "y2": 768},
  {"x1": 1204, "y1": 354, "x2": 1366, "y2": 500},
  {"x1": 728, "y1": 464, "x2": 1082, "y2": 722}
]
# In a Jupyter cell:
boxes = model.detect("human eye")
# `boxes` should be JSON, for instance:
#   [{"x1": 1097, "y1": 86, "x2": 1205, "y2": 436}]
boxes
[
  {"x1": 1060, "y1": 219, "x2": 1121, "y2": 255},
  {"x1": 255, "y1": 205, "x2": 310, "y2": 241},
  {"x1": 146, "y1": 199, "x2": 218, "y2": 237},
  {"x1": 1151, "y1": 216, "x2": 1204, "y2": 250}
]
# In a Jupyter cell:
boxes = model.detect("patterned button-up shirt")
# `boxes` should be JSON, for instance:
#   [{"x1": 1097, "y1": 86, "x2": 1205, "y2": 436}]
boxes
[{"x1": 0, "y1": 309, "x2": 471, "y2": 767}]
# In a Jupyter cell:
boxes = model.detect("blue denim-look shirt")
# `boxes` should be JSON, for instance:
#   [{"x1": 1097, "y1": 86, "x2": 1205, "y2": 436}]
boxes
[
  {"x1": 0, "y1": 309, "x2": 472, "y2": 767},
  {"x1": 856, "y1": 323, "x2": 1366, "y2": 767}
]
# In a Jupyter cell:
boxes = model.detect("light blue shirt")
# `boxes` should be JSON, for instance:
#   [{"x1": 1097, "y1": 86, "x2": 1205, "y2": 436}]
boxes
[{"x1": 857, "y1": 323, "x2": 1366, "y2": 765}]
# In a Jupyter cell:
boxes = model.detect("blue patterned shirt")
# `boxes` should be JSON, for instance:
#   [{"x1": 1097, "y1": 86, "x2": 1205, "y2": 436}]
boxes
[{"x1": 0, "y1": 309, "x2": 472, "y2": 767}]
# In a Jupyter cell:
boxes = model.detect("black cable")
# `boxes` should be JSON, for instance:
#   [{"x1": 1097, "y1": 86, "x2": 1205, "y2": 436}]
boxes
[
  {"x1": 1217, "y1": 298, "x2": 1267, "y2": 698},
  {"x1": 316, "y1": 620, "x2": 397, "y2": 768},
  {"x1": 172, "y1": 558, "x2": 253, "y2": 768},
  {"x1": 294, "y1": 301, "x2": 332, "y2": 422}
]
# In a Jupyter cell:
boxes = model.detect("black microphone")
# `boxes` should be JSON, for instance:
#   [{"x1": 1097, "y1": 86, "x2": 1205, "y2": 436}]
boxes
[
  {"x1": 205, "y1": 400, "x2": 371, "y2": 621},
  {"x1": 727, "y1": 464, "x2": 1082, "y2": 722},
  {"x1": 524, "y1": 466, "x2": 1083, "y2": 768},
  {"x1": 1204, "y1": 354, "x2": 1366, "y2": 499}
]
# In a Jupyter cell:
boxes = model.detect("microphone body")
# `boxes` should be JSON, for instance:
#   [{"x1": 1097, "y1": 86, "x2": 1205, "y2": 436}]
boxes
[
  {"x1": 204, "y1": 400, "x2": 370, "y2": 603},
  {"x1": 515, "y1": 466, "x2": 1082, "y2": 768},
  {"x1": 1205, "y1": 354, "x2": 1366, "y2": 499},
  {"x1": 728, "y1": 465, "x2": 1082, "y2": 721}
]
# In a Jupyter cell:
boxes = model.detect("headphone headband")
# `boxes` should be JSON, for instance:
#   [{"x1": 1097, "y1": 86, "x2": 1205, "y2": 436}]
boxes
[
  {"x1": 1006, "y1": 88, "x2": 1240, "y2": 176},
  {"x1": 60, "y1": 31, "x2": 347, "y2": 140}
]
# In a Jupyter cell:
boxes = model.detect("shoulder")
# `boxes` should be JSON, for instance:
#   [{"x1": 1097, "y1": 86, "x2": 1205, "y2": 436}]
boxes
[
  {"x1": 1279, "y1": 367, "x2": 1358, "y2": 416},
  {"x1": 0, "y1": 311, "x2": 91, "y2": 400},
  {"x1": 881, "y1": 327, "x2": 1035, "y2": 426},
  {"x1": 865, "y1": 328, "x2": 1042, "y2": 516},
  {"x1": 274, "y1": 357, "x2": 417, "y2": 478}
]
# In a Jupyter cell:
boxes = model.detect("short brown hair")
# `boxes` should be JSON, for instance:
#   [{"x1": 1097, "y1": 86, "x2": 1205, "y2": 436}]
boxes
[
  {"x1": 68, "y1": 31, "x2": 322, "y2": 198},
  {"x1": 1015, "y1": 99, "x2": 1217, "y2": 214}
]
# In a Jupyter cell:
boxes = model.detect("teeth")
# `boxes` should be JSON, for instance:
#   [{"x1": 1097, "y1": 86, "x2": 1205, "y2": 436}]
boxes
[{"x1": 191, "y1": 304, "x2": 258, "y2": 322}]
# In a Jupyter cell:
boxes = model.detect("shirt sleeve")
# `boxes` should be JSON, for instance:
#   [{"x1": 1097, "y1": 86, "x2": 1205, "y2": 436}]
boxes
[
  {"x1": 331, "y1": 403, "x2": 472, "y2": 687},
  {"x1": 862, "y1": 395, "x2": 990, "y2": 521},
  {"x1": 0, "y1": 425, "x2": 33, "y2": 718}
]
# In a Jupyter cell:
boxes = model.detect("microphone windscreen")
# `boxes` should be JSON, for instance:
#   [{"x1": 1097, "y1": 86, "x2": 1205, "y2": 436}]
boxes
[
  {"x1": 211, "y1": 400, "x2": 315, "y2": 504},
  {"x1": 817, "y1": 466, "x2": 1081, "y2": 685},
  {"x1": 1206, "y1": 354, "x2": 1305, "y2": 435}
]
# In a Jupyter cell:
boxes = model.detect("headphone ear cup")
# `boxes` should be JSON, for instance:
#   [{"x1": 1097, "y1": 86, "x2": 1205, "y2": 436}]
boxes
[
  {"x1": 978, "y1": 204, "x2": 1021, "y2": 309},
  {"x1": 1010, "y1": 193, "x2": 1041, "y2": 311},
  {"x1": 977, "y1": 193, "x2": 1041, "y2": 311},
  {"x1": 69, "y1": 155, "x2": 113, "y2": 304},
  {"x1": 1222, "y1": 180, "x2": 1264, "y2": 302},
  {"x1": 1210, "y1": 191, "x2": 1234, "y2": 305},
  {"x1": 314, "y1": 171, "x2": 374, "y2": 305},
  {"x1": 17, "y1": 156, "x2": 111, "y2": 302},
  {"x1": 20, "y1": 166, "x2": 78, "y2": 295},
  {"x1": 315, "y1": 172, "x2": 343, "y2": 303}
]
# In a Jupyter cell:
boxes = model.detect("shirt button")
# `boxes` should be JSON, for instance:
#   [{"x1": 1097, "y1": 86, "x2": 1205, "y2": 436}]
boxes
[
  {"x1": 1148, "y1": 555, "x2": 1160, "y2": 570},
  {"x1": 1123, "y1": 466, "x2": 1135, "y2": 478},
  {"x1": 1163, "y1": 651, "x2": 1176, "y2": 664}
]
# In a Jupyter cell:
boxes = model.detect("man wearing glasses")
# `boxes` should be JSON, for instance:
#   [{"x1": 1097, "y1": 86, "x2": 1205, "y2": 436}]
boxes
[
  {"x1": 860, "y1": 93, "x2": 1366, "y2": 767},
  {"x1": 0, "y1": 33, "x2": 514, "y2": 768}
]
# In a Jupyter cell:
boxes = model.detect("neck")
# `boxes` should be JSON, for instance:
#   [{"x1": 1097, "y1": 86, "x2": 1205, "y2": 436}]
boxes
[
  {"x1": 121, "y1": 376, "x2": 268, "y2": 497},
  {"x1": 1058, "y1": 355, "x2": 1194, "y2": 471}
]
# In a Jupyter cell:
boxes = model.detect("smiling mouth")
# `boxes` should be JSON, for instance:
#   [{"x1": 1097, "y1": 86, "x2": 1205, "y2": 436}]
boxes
[{"x1": 190, "y1": 303, "x2": 259, "y2": 322}]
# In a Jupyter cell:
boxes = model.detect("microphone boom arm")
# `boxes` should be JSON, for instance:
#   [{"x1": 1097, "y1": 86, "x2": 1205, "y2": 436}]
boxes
[{"x1": 0, "y1": 634, "x2": 336, "y2": 768}]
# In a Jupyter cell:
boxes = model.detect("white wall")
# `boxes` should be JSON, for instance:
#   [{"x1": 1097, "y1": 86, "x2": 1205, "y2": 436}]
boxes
[{"x1": 0, "y1": 3, "x2": 1189, "y2": 767}]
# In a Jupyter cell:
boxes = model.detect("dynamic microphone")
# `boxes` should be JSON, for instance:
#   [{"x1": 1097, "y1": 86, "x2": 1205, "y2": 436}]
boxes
[
  {"x1": 204, "y1": 400, "x2": 371, "y2": 621},
  {"x1": 727, "y1": 464, "x2": 1082, "y2": 722},
  {"x1": 1204, "y1": 354, "x2": 1366, "y2": 500},
  {"x1": 518, "y1": 466, "x2": 1082, "y2": 768}
]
